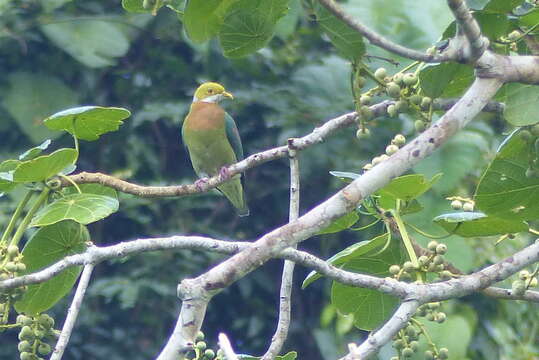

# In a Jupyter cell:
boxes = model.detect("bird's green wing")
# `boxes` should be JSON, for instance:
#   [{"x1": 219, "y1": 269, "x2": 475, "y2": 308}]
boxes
[{"x1": 225, "y1": 112, "x2": 244, "y2": 161}]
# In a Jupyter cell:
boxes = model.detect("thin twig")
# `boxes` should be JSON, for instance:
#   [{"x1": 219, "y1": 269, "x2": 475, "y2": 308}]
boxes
[
  {"x1": 342, "y1": 300, "x2": 420, "y2": 360},
  {"x1": 317, "y1": 0, "x2": 450, "y2": 63},
  {"x1": 218, "y1": 333, "x2": 239, "y2": 360},
  {"x1": 51, "y1": 264, "x2": 95, "y2": 360},
  {"x1": 261, "y1": 140, "x2": 301, "y2": 359}
]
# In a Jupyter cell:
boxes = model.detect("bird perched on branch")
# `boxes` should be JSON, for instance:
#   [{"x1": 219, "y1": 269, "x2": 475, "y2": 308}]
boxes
[{"x1": 182, "y1": 82, "x2": 249, "y2": 216}]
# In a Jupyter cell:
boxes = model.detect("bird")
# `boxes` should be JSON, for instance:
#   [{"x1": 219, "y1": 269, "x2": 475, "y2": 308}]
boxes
[{"x1": 182, "y1": 82, "x2": 249, "y2": 216}]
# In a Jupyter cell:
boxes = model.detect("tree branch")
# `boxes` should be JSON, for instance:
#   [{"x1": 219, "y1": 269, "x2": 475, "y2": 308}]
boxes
[
  {"x1": 261, "y1": 140, "x2": 301, "y2": 360},
  {"x1": 446, "y1": 0, "x2": 487, "y2": 61},
  {"x1": 317, "y1": 0, "x2": 451, "y2": 62},
  {"x1": 342, "y1": 300, "x2": 420, "y2": 360},
  {"x1": 156, "y1": 78, "x2": 503, "y2": 359},
  {"x1": 51, "y1": 264, "x2": 95, "y2": 360}
]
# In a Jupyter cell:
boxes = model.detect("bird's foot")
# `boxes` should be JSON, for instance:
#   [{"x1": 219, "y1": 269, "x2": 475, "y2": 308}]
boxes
[
  {"x1": 194, "y1": 177, "x2": 209, "y2": 191},
  {"x1": 218, "y1": 166, "x2": 231, "y2": 180}
]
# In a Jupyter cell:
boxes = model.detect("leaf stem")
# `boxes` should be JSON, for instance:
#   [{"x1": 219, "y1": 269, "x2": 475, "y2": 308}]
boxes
[
  {"x1": 8, "y1": 188, "x2": 50, "y2": 248},
  {"x1": 0, "y1": 190, "x2": 33, "y2": 245},
  {"x1": 405, "y1": 221, "x2": 451, "y2": 240},
  {"x1": 392, "y1": 201, "x2": 421, "y2": 281}
]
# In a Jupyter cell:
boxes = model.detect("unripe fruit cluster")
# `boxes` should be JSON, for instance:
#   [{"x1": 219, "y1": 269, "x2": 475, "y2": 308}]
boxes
[
  {"x1": 388, "y1": 241, "x2": 451, "y2": 282},
  {"x1": 186, "y1": 331, "x2": 225, "y2": 360},
  {"x1": 448, "y1": 197, "x2": 474, "y2": 212},
  {"x1": 362, "y1": 134, "x2": 406, "y2": 172},
  {"x1": 512, "y1": 269, "x2": 538, "y2": 296},
  {"x1": 17, "y1": 314, "x2": 56, "y2": 360},
  {"x1": 0, "y1": 245, "x2": 28, "y2": 314}
]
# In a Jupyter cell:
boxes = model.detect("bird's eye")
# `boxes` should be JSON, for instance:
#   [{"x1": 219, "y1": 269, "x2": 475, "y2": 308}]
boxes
[{"x1": 208, "y1": 89, "x2": 214, "y2": 94}]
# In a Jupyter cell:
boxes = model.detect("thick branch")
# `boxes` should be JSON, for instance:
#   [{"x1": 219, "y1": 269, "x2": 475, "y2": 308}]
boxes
[
  {"x1": 447, "y1": 0, "x2": 487, "y2": 61},
  {"x1": 317, "y1": 0, "x2": 450, "y2": 62}
]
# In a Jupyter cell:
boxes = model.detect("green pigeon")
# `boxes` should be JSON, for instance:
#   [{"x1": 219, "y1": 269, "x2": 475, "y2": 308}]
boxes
[{"x1": 182, "y1": 82, "x2": 249, "y2": 216}]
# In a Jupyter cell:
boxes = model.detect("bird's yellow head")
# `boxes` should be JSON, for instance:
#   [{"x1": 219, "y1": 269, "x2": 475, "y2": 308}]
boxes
[{"x1": 193, "y1": 82, "x2": 234, "y2": 103}]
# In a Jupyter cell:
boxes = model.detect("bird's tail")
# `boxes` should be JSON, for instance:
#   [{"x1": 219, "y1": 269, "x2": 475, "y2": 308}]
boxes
[{"x1": 218, "y1": 176, "x2": 249, "y2": 217}]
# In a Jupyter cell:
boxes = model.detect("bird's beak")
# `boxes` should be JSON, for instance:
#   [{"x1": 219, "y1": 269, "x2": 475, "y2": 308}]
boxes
[{"x1": 222, "y1": 91, "x2": 234, "y2": 100}]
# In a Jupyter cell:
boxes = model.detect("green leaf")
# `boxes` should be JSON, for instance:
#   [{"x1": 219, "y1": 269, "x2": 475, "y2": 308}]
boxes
[
  {"x1": 414, "y1": 130, "x2": 490, "y2": 194},
  {"x1": 41, "y1": 20, "x2": 130, "y2": 68},
  {"x1": 0, "y1": 160, "x2": 19, "y2": 192},
  {"x1": 313, "y1": 2, "x2": 365, "y2": 61},
  {"x1": 419, "y1": 63, "x2": 474, "y2": 98},
  {"x1": 238, "y1": 351, "x2": 297, "y2": 360},
  {"x1": 15, "y1": 221, "x2": 88, "y2": 315},
  {"x1": 184, "y1": 0, "x2": 237, "y2": 42},
  {"x1": 433, "y1": 211, "x2": 528, "y2": 237},
  {"x1": 317, "y1": 211, "x2": 359, "y2": 235},
  {"x1": 218, "y1": 0, "x2": 289, "y2": 58},
  {"x1": 499, "y1": 83, "x2": 539, "y2": 126},
  {"x1": 274, "y1": 0, "x2": 301, "y2": 39},
  {"x1": 63, "y1": 184, "x2": 118, "y2": 199},
  {"x1": 329, "y1": 171, "x2": 360, "y2": 183},
  {"x1": 302, "y1": 233, "x2": 390, "y2": 288},
  {"x1": 18, "y1": 139, "x2": 52, "y2": 161},
  {"x1": 30, "y1": 194, "x2": 119, "y2": 227},
  {"x1": 475, "y1": 129, "x2": 539, "y2": 221},
  {"x1": 474, "y1": 12, "x2": 510, "y2": 40},
  {"x1": 2, "y1": 72, "x2": 78, "y2": 144},
  {"x1": 378, "y1": 174, "x2": 442, "y2": 202},
  {"x1": 13, "y1": 149, "x2": 78, "y2": 183},
  {"x1": 44, "y1": 106, "x2": 131, "y2": 141},
  {"x1": 484, "y1": 0, "x2": 522, "y2": 13},
  {"x1": 331, "y1": 236, "x2": 404, "y2": 331}
]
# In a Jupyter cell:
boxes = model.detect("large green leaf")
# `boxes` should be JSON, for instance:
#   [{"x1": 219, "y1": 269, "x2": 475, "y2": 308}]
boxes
[
  {"x1": 302, "y1": 233, "x2": 390, "y2": 288},
  {"x1": 379, "y1": 174, "x2": 442, "y2": 202},
  {"x1": 15, "y1": 221, "x2": 88, "y2": 315},
  {"x1": 44, "y1": 106, "x2": 131, "y2": 141},
  {"x1": 499, "y1": 83, "x2": 539, "y2": 126},
  {"x1": 317, "y1": 211, "x2": 359, "y2": 235},
  {"x1": 30, "y1": 194, "x2": 119, "y2": 227},
  {"x1": 414, "y1": 130, "x2": 490, "y2": 194},
  {"x1": 184, "y1": 0, "x2": 237, "y2": 42},
  {"x1": 62, "y1": 183, "x2": 118, "y2": 199},
  {"x1": 2, "y1": 72, "x2": 78, "y2": 143},
  {"x1": 18, "y1": 140, "x2": 52, "y2": 161},
  {"x1": 419, "y1": 63, "x2": 474, "y2": 98},
  {"x1": 433, "y1": 211, "x2": 528, "y2": 237},
  {"x1": 313, "y1": 2, "x2": 365, "y2": 61},
  {"x1": 484, "y1": 0, "x2": 522, "y2": 13},
  {"x1": 0, "y1": 160, "x2": 20, "y2": 193},
  {"x1": 331, "y1": 236, "x2": 404, "y2": 331},
  {"x1": 41, "y1": 20, "x2": 130, "y2": 68},
  {"x1": 218, "y1": 0, "x2": 289, "y2": 58},
  {"x1": 475, "y1": 129, "x2": 539, "y2": 220},
  {"x1": 13, "y1": 148, "x2": 78, "y2": 183}
]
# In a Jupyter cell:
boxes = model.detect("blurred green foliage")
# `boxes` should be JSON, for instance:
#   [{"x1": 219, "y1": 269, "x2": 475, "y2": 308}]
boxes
[{"x1": 0, "y1": 0, "x2": 538, "y2": 359}]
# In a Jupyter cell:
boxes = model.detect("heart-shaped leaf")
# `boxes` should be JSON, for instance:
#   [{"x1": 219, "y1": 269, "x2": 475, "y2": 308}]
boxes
[
  {"x1": 218, "y1": 0, "x2": 289, "y2": 58},
  {"x1": 184, "y1": 0, "x2": 237, "y2": 42},
  {"x1": 44, "y1": 106, "x2": 131, "y2": 141},
  {"x1": 379, "y1": 174, "x2": 442, "y2": 202},
  {"x1": 433, "y1": 212, "x2": 528, "y2": 237},
  {"x1": 15, "y1": 221, "x2": 89, "y2": 315},
  {"x1": 475, "y1": 129, "x2": 539, "y2": 221},
  {"x1": 30, "y1": 194, "x2": 119, "y2": 227},
  {"x1": 13, "y1": 148, "x2": 78, "y2": 183}
]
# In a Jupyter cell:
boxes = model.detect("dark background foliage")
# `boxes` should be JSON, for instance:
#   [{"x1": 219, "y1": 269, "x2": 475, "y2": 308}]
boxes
[{"x1": 0, "y1": 1, "x2": 537, "y2": 359}]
